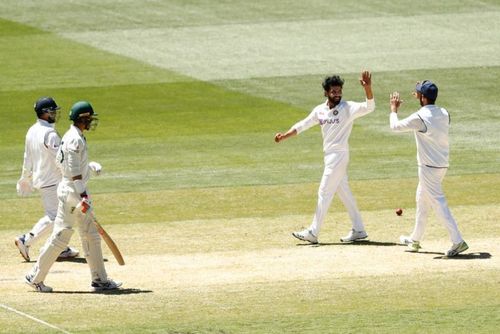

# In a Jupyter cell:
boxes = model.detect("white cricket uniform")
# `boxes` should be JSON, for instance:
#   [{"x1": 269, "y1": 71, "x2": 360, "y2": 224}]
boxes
[
  {"x1": 30, "y1": 125, "x2": 108, "y2": 284},
  {"x1": 293, "y1": 98, "x2": 375, "y2": 237},
  {"x1": 21, "y1": 119, "x2": 61, "y2": 245},
  {"x1": 390, "y1": 104, "x2": 464, "y2": 244}
]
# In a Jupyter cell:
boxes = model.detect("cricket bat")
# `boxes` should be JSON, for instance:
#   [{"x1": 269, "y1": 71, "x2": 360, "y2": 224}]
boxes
[
  {"x1": 76, "y1": 202, "x2": 125, "y2": 266},
  {"x1": 92, "y1": 215, "x2": 125, "y2": 266}
]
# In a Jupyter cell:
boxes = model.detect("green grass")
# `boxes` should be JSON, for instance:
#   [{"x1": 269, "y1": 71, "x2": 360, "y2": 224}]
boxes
[
  {"x1": 0, "y1": 204, "x2": 498, "y2": 333},
  {"x1": 2, "y1": 270, "x2": 497, "y2": 333},
  {"x1": 0, "y1": 1, "x2": 499, "y2": 333}
]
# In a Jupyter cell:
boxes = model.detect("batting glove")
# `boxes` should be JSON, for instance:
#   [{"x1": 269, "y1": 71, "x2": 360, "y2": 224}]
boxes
[
  {"x1": 78, "y1": 195, "x2": 93, "y2": 214},
  {"x1": 89, "y1": 161, "x2": 102, "y2": 176}
]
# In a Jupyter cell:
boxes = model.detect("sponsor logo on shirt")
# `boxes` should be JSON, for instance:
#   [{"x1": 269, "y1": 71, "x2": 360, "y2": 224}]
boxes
[{"x1": 319, "y1": 118, "x2": 340, "y2": 125}]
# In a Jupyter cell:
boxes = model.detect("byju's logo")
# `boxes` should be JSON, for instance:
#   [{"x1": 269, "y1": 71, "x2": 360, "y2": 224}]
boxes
[{"x1": 319, "y1": 118, "x2": 340, "y2": 125}]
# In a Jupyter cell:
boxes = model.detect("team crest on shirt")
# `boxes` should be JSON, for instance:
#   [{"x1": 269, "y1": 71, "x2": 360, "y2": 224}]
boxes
[{"x1": 318, "y1": 106, "x2": 341, "y2": 125}]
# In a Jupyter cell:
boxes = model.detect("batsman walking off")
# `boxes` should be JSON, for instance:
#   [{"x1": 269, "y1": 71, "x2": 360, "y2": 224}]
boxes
[
  {"x1": 389, "y1": 80, "x2": 468, "y2": 257},
  {"x1": 275, "y1": 71, "x2": 375, "y2": 244},
  {"x1": 25, "y1": 101, "x2": 122, "y2": 292}
]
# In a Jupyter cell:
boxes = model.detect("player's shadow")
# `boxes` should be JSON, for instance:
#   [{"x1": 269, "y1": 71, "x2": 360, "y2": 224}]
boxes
[
  {"x1": 56, "y1": 257, "x2": 108, "y2": 263},
  {"x1": 50, "y1": 288, "x2": 153, "y2": 295},
  {"x1": 299, "y1": 240, "x2": 399, "y2": 247},
  {"x1": 434, "y1": 252, "x2": 492, "y2": 260},
  {"x1": 404, "y1": 250, "x2": 444, "y2": 256}
]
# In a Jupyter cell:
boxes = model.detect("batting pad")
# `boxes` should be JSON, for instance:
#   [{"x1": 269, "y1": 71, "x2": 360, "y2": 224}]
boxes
[
  {"x1": 78, "y1": 221, "x2": 107, "y2": 282},
  {"x1": 31, "y1": 228, "x2": 74, "y2": 283}
]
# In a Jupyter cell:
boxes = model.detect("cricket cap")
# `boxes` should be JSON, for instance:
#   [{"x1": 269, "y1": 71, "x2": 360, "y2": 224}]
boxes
[
  {"x1": 34, "y1": 97, "x2": 60, "y2": 115},
  {"x1": 416, "y1": 80, "x2": 438, "y2": 100}
]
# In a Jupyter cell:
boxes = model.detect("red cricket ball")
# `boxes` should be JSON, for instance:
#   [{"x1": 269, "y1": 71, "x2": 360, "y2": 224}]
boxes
[{"x1": 396, "y1": 208, "x2": 403, "y2": 216}]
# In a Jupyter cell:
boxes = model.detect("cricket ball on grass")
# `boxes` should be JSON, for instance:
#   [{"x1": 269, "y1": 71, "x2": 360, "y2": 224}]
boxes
[{"x1": 395, "y1": 208, "x2": 403, "y2": 216}]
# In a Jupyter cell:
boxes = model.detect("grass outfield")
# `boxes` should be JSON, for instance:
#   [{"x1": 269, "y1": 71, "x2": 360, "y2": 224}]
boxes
[{"x1": 0, "y1": 1, "x2": 499, "y2": 333}]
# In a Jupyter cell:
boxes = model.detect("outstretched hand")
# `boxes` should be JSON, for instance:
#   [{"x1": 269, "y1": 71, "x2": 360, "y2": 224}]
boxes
[
  {"x1": 390, "y1": 91, "x2": 403, "y2": 113},
  {"x1": 359, "y1": 70, "x2": 372, "y2": 87}
]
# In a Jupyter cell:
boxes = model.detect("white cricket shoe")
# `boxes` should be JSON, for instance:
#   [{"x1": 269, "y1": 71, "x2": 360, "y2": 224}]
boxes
[
  {"x1": 399, "y1": 235, "x2": 412, "y2": 245},
  {"x1": 25, "y1": 274, "x2": 52, "y2": 293},
  {"x1": 446, "y1": 241, "x2": 469, "y2": 257},
  {"x1": 15, "y1": 235, "x2": 30, "y2": 261},
  {"x1": 292, "y1": 229, "x2": 318, "y2": 244},
  {"x1": 340, "y1": 229, "x2": 368, "y2": 243},
  {"x1": 91, "y1": 278, "x2": 123, "y2": 292},
  {"x1": 58, "y1": 247, "x2": 79, "y2": 259}
]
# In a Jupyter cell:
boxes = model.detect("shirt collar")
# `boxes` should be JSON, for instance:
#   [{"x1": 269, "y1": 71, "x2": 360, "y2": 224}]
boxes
[
  {"x1": 324, "y1": 99, "x2": 344, "y2": 111},
  {"x1": 37, "y1": 119, "x2": 55, "y2": 128},
  {"x1": 71, "y1": 124, "x2": 84, "y2": 136}
]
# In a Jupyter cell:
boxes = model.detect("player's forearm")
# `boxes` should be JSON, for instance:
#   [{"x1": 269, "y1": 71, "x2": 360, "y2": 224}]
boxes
[
  {"x1": 284, "y1": 128, "x2": 297, "y2": 139},
  {"x1": 66, "y1": 150, "x2": 84, "y2": 181},
  {"x1": 21, "y1": 167, "x2": 32, "y2": 179},
  {"x1": 21, "y1": 151, "x2": 32, "y2": 179},
  {"x1": 389, "y1": 112, "x2": 412, "y2": 132},
  {"x1": 281, "y1": 128, "x2": 298, "y2": 141},
  {"x1": 275, "y1": 128, "x2": 297, "y2": 143},
  {"x1": 364, "y1": 85, "x2": 373, "y2": 100},
  {"x1": 366, "y1": 98, "x2": 375, "y2": 113}
]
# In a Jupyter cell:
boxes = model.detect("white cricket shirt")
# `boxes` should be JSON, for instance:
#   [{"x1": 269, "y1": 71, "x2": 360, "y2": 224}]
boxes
[
  {"x1": 22, "y1": 119, "x2": 61, "y2": 189},
  {"x1": 293, "y1": 99, "x2": 375, "y2": 154},
  {"x1": 390, "y1": 104, "x2": 450, "y2": 167},
  {"x1": 57, "y1": 125, "x2": 90, "y2": 185}
]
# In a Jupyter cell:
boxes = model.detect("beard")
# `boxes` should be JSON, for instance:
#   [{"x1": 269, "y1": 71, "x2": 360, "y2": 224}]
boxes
[{"x1": 329, "y1": 96, "x2": 342, "y2": 107}]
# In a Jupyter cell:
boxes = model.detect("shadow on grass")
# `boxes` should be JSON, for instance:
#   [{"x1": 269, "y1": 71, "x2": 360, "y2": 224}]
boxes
[
  {"x1": 56, "y1": 257, "x2": 108, "y2": 263},
  {"x1": 50, "y1": 288, "x2": 153, "y2": 295},
  {"x1": 434, "y1": 252, "x2": 492, "y2": 260},
  {"x1": 297, "y1": 240, "x2": 400, "y2": 247},
  {"x1": 404, "y1": 250, "x2": 444, "y2": 255}
]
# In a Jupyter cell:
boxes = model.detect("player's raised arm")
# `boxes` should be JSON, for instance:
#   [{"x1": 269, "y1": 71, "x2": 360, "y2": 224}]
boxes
[{"x1": 359, "y1": 70, "x2": 373, "y2": 100}]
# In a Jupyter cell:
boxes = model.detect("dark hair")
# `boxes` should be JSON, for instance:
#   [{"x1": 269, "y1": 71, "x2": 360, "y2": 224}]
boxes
[{"x1": 322, "y1": 75, "x2": 344, "y2": 91}]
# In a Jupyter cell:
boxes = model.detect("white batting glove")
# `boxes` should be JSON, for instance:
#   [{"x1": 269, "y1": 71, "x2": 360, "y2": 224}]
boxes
[
  {"x1": 89, "y1": 161, "x2": 102, "y2": 176},
  {"x1": 16, "y1": 177, "x2": 33, "y2": 197}
]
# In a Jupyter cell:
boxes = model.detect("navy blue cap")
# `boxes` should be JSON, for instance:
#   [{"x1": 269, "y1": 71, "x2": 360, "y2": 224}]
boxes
[
  {"x1": 416, "y1": 80, "x2": 438, "y2": 100},
  {"x1": 34, "y1": 97, "x2": 60, "y2": 114}
]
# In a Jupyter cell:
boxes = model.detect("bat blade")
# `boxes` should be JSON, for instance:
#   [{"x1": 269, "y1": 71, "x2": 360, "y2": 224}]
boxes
[{"x1": 92, "y1": 216, "x2": 125, "y2": 266}]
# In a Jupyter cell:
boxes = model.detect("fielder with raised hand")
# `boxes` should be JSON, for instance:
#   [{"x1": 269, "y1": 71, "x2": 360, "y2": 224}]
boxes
[
  {"x1": 25, "y1": 101, "x2": 122, "y2": 292},
  {"x1": 15, "y1": 97, "x2": 80, "y2": 261},
  {"x1": 275, "y1": 70, "x2": 375, "y2": 244},
  {"x1": 389, "y1": 81, "x2": 468, "y2": 257}
]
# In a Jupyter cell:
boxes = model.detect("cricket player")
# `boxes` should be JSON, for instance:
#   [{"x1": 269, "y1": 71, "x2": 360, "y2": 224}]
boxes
[
  {"x1": 275, "y1": 71, "x2": 375, "y2": 244},
  {"x1": 25, "y1": 101, "x2": 122, "y2": 292},
  {"x1": 15, "y1": 97, "x2": 79, "y2": 261},
  {"x1": 389, "y1": 80, "x2": 468, "y2": 257}
]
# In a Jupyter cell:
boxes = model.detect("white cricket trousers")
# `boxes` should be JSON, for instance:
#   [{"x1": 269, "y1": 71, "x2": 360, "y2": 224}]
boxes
[
  {"x1": 25, "y1": 185, "x2": 59, "y2": 247},
  {"x1": 31, "y1": 180, "x2": 108, "y2": 284},
  {"x1": 411, "y1": 165, "x2": 464, "y2": 244},
  {"x1": 309, "y1": 151, "x2": 365, "y2": 237},
  {"x1": 40, "y1": 185, "x2": 59, "y2": 220}
]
